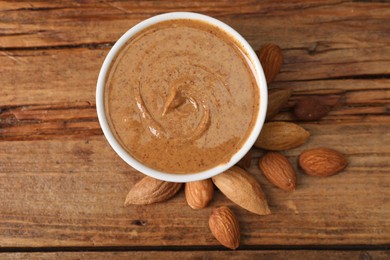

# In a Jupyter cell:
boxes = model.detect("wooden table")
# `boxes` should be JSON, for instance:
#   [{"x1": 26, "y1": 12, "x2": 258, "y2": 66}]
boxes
[{"x1": 1, "y1": 1, "x2": 389, "y2": 259}]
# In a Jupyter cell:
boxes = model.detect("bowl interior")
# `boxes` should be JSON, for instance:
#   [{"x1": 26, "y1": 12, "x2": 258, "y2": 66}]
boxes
[{"x1": 96, "y1": 12, "x2": 267, "y2": 182}]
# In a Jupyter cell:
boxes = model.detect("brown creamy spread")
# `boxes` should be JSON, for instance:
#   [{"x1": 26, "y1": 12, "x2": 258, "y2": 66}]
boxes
[{"x1": 105, "y1": 19, "x2": 260, "y2": 174}]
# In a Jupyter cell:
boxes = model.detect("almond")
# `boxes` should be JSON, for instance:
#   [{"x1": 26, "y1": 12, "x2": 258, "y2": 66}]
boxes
[
  {"x1": 299, "y1": 148, "x2": 348, "y2": 177},
  {"x1": 259, "y1": 152, "x2": 297, "y2": 191},
  {"x1": 209, "y1": 206, "x2": 240, "y2": 250},
  {"x1": 294, "y1": 96, "x2": 330, "y2": 121},
  {"x1": 255, "y1": 121, "x2": 310, "y2": 151},
  {"x1": 266, "y1": 88, "x2": 293, "y2": 120},
  {"x1": 212, "y1": 166, "x2": 271, "y2": 215},
  {"x1": 256, "y1": 43, "x2": 283, "y2": 84},
  {"x1": 124, "y1": 176, "x2": 182, "y2": 206},
  {"x1": 185, "y1": 179, "x2": 214, "y2": 209},
  {"x1": 236, "y1": 150, "x2": 252, "y2": 169}
]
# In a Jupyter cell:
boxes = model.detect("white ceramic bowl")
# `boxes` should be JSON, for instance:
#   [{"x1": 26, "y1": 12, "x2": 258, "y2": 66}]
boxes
[{"x1": 96, "y1": 12, "x2": 267, "y2": 182}]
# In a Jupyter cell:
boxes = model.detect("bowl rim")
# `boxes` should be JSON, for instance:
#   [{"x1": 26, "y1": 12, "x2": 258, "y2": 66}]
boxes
[{"x1": 96, "y1": 12, "x2": 268, "y2": 182}]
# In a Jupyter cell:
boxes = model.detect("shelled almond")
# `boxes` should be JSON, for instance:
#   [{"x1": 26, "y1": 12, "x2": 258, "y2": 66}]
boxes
[
  {"x1": 124, "y1": 176, "x2": 182, "y2": 206},
  {"x1": 256, "y1": 43, "x2": 283, "y2": 84},
  {"x1": 259, "y1": 152, "x2": 297, "y2": 191},
  {"x1": 266, "y1": 88, "x2": 293, "y2": 120},
  {"x1": 209, "y1": 206, "x2": 240, "y2": 249},
  {"x1": 299, "y1": 148, "x2": 348, "y2": 176},
  {"x1": 255, "y1": 121, "x2": 310, "y2": 151},
  {"x1": 185, "y1": 179, "x2": 214, "y2": 209},
  {"x1": 294, "y1": 96, "x2": 330, "y2": 121},
  {"x1": 212, "y1": 166, "x2": 271, "y2": 215}
]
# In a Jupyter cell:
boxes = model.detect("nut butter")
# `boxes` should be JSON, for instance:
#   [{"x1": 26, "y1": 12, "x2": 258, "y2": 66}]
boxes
[{"x1": 104, "y1": 19, "x2": 260, "y2": 174}]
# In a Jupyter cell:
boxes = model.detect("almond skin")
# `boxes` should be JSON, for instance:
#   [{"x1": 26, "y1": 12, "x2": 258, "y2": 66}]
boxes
[
  {"x1": 124, "y1": 176, "x2": 182, "y2": 206},
  {"x1": 294, "y1": 96, "x2": 330, "y2": 121},
  {"x1": 236, "y1": 150, "x2": 252, "y2": 169},
  {"x1": 299, "y1": 148, "x2": 348, "y2": 177},
  {"x1": 209, "y1": 206, "x2": 240, "y2": 250},
  {"x1": 255, "y1": 122, "x2": 310, "y2": 151},
  {"x1": 212, "y1": 166, "x2": 271, "y2": 215},
  {"x1": 259, "y1": 152, "x2": 297, "y2": 191},
  {"x1": 256, "y1": 43, "x2": 283, "y2": 84},
  {"x1": 266, "y1": 88, "x2": 293, "y2": 120},
  {"x1": 185, "y1": 179, "x2": 214, "y2": 209}
]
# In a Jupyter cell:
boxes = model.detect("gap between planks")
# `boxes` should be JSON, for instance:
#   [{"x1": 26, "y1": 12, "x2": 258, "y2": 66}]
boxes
[{"x1": 0, "y1": 244, "x2": 390, "y2": 253}]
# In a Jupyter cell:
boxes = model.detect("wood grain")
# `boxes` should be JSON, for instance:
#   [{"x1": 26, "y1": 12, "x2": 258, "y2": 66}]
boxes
[
  {"x1": 0, "y1": 0, "x2": 352, "y2": 48},
  {"x1": 0, "y1": 102, "x2": 100, "y2": 140},
  {"x1": 1, "y1": 1, "x2": 390, "y2": 82},
  {"x1": 0, "y1": 136, "x2": 389, "y2": 246},
  {"x1": 1, "y1": 251, "x2": 390, "y2": 260},
  {"x1": 0, "y1": 0, "x2": 390, "y2": 252}
]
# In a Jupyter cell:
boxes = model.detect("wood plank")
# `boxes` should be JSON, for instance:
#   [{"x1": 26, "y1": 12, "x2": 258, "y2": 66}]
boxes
[
  {"x1": 1, "y1": 96, "x2": 389, "y2": 141},
  {"x1": 1, "y1": 76, "x2": 389, "y2": 141},
  {"x1": 0, "y1": 49, "x2": 105, "y2": 106},
  {"x1": 0, "y1": 102, "x2": 101, "y2": 141},
  {"x1": 1, "y1": 1, "x2": 390, "y2": 82},
  {"x1": 1, "y1": 47, "x2": 389, "y2": 108},
  {"x1": 1, "y1": 47, "x2": 390, "y2": 106},
  {"x1": 0, "y1": 130, "x2": 389, "y2": 247},
  {"x1": 1, "y1": 1, "x2": 389, "y2": 49},
  {"x1": 1, "y1": 251, "x2": 390, "y2": 260},
  {"x1": 0, "y1": 0, "x2": 352, "y2": 48}
]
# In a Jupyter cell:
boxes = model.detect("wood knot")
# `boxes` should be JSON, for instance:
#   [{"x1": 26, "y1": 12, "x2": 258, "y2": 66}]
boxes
[
  {"x1": 308, "y1": 42, "x2": 318, "y2": 55},
  {"x1": 131, "y1": 220, "x2": 147, "y2": 226}
]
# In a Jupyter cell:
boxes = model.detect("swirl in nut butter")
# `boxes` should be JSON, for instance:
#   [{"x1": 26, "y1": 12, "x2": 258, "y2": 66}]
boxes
[{"x1": 105, "y1": 19, "x2": 259, "y2": 174}]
